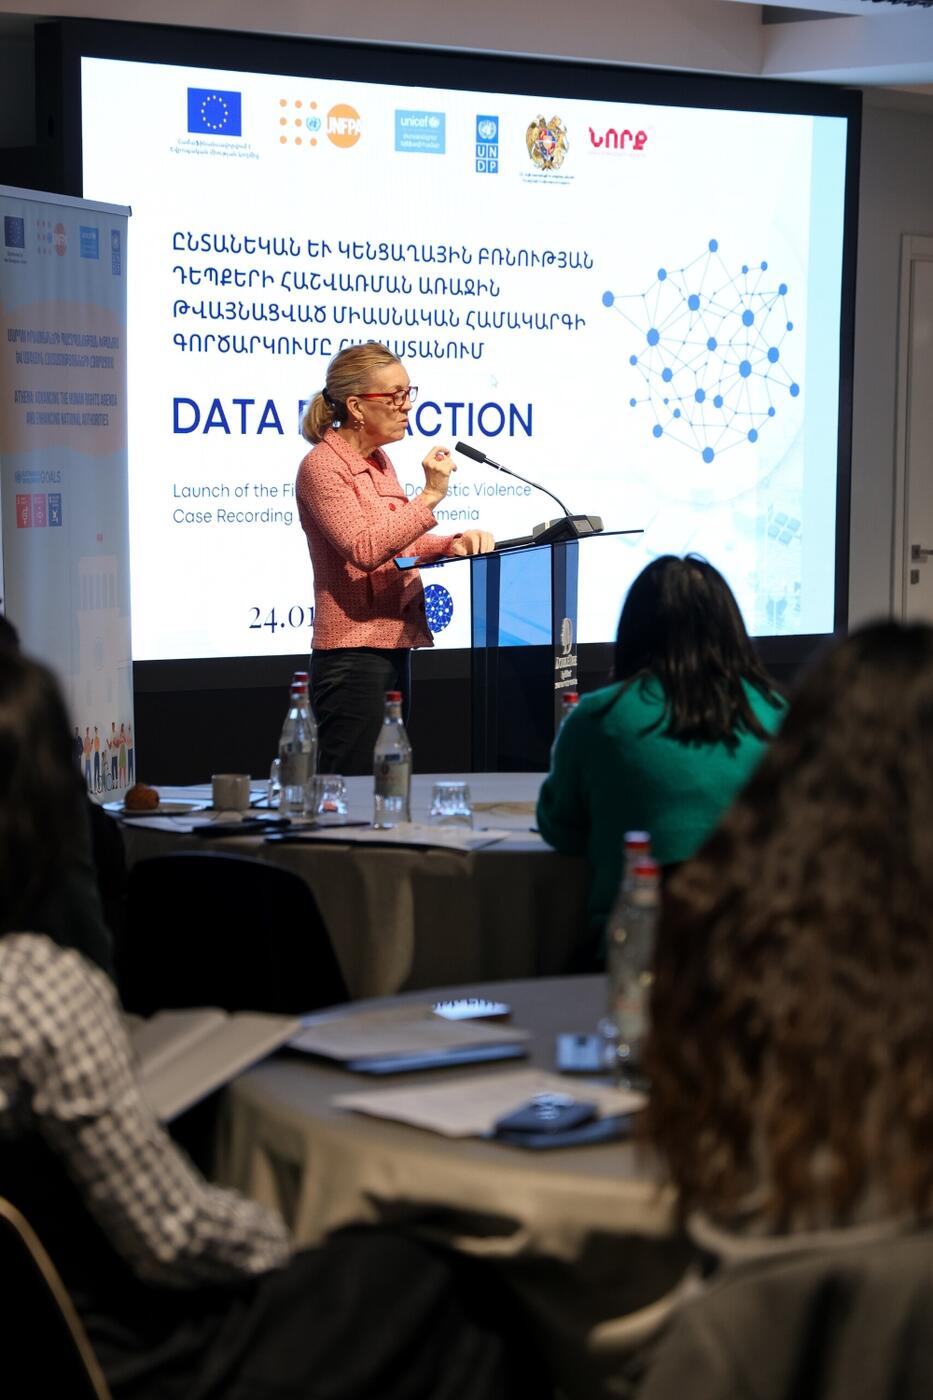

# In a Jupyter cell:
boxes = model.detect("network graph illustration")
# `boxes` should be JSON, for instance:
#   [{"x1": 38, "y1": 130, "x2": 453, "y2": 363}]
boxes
[
  {"x1": 424, "y1": 583, "x2": 454, "y2": 635},
  {"x1": 602, "y1": 239, "x2": 799, "y2": 464}
]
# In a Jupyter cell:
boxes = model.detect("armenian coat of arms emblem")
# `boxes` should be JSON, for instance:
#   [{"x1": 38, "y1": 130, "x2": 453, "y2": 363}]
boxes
[{"x1": 525, "y1": 115, "x2": 569, "y2": 171}]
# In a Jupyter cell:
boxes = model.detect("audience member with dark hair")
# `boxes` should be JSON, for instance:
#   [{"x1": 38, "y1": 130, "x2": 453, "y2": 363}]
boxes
[
  {"x1": 0, "y1": 648, "x2": 520, "y2": 1399},
  {"x1": 0, "y1": 617, "x2": 121, "y2": 976},
  {"x1": 633, "y1": 622, "x2": 933, "y2": 1395},
  {"x1": 0, "y1": 611, "x2": 20, "y2": 649},
  {"x1": 646, "y1": 619, "x2": 933, "y2": 1243},
  {"x1": 536, "y1": 555, "x2": 784, "y2": 951}
]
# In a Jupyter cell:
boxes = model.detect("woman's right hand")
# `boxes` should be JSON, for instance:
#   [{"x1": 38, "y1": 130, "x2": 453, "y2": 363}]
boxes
[{"x1": 420, "y1": 445, "x2": 457, "y2": 505}]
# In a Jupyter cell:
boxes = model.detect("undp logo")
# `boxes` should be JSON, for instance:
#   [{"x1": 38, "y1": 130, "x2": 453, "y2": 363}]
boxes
[
  {"x1": 327, "y1": 104, "x2": 361, "y2": 148},
  {"x1": 475, "y1": 113, "x2": 499, "y2": 175}
]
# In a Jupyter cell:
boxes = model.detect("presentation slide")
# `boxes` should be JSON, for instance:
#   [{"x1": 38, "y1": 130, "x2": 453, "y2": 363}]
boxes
[{"x1": 80, "y1": 56, "x2": 848, "y2": 660}]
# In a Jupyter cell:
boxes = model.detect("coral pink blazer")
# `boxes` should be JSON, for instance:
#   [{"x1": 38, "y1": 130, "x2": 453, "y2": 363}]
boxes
[{"x1": 296, "y1": 429, "x2": 458, "y2": 649}]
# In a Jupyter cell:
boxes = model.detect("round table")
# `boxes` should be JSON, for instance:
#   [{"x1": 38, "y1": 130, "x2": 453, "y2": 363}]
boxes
[
  {"x1": 216, "y1": 975, "x2": 695, "y2": 1400},
  {"x1": 117, "y1": 774, "x2": 591, "y2": 998}
]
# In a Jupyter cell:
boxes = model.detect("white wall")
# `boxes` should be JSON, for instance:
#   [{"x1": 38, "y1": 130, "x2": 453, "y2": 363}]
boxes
[
  {"x1": 0, "y1": 0, "x2": 764, "y2": 76},
  {"x1": 850, "y1": 98, "x2": 933, "y2": 626}
]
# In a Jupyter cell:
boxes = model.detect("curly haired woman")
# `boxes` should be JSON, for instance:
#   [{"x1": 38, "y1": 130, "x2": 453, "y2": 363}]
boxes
[
  {"x1": 645, "y1": 619, "x2": 933, "y2": 1248},
  {"x1": 636, "y1": 620, "x2": 933, "y2": 1396}
]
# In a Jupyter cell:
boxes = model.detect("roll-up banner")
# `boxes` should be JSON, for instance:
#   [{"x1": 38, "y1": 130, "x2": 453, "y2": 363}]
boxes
[{"x1": 0, "y1": 185, "x2": 133, "y2": 800}]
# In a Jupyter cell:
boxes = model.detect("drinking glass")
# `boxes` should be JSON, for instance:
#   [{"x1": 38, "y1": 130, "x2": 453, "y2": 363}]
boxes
[
  {"x1": 429, "y1": 781, "x2": 473, "y2": 828},
  {"x1": 306, "y1": 774, "x2": 349, "y2": 823},
  {"x1": 267, "y1": 756, "x2": 281, "y2": 809}
]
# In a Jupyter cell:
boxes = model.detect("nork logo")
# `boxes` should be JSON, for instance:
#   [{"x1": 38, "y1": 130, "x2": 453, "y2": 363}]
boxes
[
  {"x1": 589, "y1": 126, "x2": 647, "y2": 152},
  {"x1": 327, "y1": 104, "x2": 361, "y2": 148}
]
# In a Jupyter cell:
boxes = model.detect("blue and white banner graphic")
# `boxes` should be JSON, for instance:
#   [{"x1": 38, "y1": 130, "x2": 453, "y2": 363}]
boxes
[
  {"x1": 0, "y1": 185, "x2": 134, "y2": 799},
  {"x1": 78, "y1": 59, "x2": 848, "y2": 658}
]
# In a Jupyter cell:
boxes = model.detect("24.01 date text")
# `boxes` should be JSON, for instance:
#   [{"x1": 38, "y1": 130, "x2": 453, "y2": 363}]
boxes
[{"x1": 248, "y1": 605, "x2": 314, "y2": 632}]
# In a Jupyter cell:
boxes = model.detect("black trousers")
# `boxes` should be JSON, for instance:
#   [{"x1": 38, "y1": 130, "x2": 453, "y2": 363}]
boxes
[
  {"x1": 310, "y1": 647, "x2": 412, "y2": 777},
  {"x1": 87, "y1": 1229, "x2": 532, "y2": 1400}
]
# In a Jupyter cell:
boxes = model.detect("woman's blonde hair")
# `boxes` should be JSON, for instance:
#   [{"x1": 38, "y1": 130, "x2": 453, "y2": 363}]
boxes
[{"x1": 302, "y1": 343, "x2": 402, "y2": 444}]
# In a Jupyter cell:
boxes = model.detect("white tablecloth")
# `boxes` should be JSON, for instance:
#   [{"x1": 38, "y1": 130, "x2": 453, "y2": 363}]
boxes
[
  {"x1": 118, "y1": 774, "x2": 591, "y2": 998},
  {"x1": 217, "y1": 976, "x2": 693, "y2": 1400}
]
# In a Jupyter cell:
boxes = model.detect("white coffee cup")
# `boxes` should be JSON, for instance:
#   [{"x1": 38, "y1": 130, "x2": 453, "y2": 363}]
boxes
[{"x1": 211, "y1": 773, "x2": 251, "y2": 811}]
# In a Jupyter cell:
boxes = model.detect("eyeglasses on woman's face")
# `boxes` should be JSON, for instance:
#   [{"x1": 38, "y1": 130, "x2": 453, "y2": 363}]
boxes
[{"x1": 356, "y1": 386, "x2": 419, "y2": 409}]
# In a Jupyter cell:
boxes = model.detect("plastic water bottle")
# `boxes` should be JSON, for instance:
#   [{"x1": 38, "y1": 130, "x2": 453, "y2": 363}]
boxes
[
  {"x1": 621, "y1": 829, "x2": 651, "y2": 878},
  {"x1": 603, "y1": 856, "x2": 660, "y2": 1085},
  {"x1": 559, "y1": 691, "x2": 580, "y2": 726},
  {"x1": 373, "y1": 690, "x2": 412, "y2": 828},
  {"x1": 278, "y1": 679, "x2": 317, "y2": 816}
]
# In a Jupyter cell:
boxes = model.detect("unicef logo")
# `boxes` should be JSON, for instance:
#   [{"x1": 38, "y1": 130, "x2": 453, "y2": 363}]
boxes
[
  {"x1": 477, "y1": 118, "x2": 497, "y2": 141},
  {"x1": 424, "y1": 584, "x2": 454, "y2": 635},
  {"x1": 428, "y1": 115, "x2": 440, "y2": 129},
  {"x1": 305, "y1": 115, "x2": 321, "y2": 132}
]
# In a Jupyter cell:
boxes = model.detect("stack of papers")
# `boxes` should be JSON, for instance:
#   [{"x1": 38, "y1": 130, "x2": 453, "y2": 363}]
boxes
[
  {"x1": 269, "y1": 823, "x2": 509, "y2": 852},
  {"x1": 290, "y1": 1003, "x2": 529, "y2": 1069},
  {"x1": 129, "y1": 1007, "x2": 300, "y2": 1122},
  {"x1": 333, "y1": 1068, "x2": 645, "y2": 1138}
]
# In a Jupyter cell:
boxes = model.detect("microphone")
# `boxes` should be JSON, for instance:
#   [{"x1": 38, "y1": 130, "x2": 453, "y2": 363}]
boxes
[
  {"x1": 454, "y1": 441, "x2": 603, "y2": 547},
  {"x1": 454, "y1": 441, "x2": 572, "y2": 516}
]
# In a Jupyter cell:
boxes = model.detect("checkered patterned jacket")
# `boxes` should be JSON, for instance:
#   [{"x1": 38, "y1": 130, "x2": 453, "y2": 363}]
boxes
[{"x1": 0, "y1": 933, "x2": 289, "y2": 1285}]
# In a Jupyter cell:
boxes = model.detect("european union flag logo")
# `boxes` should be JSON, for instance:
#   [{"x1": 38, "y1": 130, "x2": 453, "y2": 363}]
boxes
[
  {"x1": 187, "y1": 87, "x2": 242, "y2": 136},
  {"x1": 4, "y1": 216, "x2": 25, "y2": 249}
]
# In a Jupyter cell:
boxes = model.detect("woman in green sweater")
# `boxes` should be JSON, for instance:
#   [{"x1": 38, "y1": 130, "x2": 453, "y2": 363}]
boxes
[{"x1": 536, "y1": 555, "x2": 784, "y2": 952}]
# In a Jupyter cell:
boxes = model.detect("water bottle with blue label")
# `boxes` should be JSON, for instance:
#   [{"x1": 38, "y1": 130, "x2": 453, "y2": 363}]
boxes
[{"x1": 373, "y1": 690, "x2": 412, "y2": 828}]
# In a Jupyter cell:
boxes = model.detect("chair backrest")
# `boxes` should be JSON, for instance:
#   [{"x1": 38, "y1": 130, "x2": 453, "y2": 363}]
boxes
[
  {"x1": 637, "y1": 1229, "x2": 933, "y2": 1400},
  {"x1": 118, "y1": 851, "x2": 349, "y2": 1017},
  {"x1": 0, "y1": 1195, "x2": 112, "y2": 1398}
]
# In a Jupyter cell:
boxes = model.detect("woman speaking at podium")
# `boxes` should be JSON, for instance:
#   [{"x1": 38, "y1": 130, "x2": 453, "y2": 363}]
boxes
[{"x1": 298, "y1": 344, "x2": 494, "y2": 775}]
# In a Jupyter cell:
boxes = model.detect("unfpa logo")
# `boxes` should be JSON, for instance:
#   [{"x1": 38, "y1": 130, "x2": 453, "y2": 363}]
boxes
[{"x1": 327, "y1": 104, "x2": 361, "y2": 148}]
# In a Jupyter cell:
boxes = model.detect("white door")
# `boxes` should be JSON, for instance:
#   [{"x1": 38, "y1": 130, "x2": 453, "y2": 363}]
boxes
[{"x1": 895, "y1": 236, "x2": 933, "y2": 620}]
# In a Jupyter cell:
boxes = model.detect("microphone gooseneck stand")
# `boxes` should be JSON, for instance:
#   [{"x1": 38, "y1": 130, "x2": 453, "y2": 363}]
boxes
[{"x1": 453, "y1": 441, "x2": 604, "y2": 547}]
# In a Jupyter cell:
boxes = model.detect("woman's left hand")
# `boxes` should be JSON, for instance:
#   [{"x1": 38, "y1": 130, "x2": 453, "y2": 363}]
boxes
[{"x1": 449, "y1": 530, "x2": 495, "y2": 557}]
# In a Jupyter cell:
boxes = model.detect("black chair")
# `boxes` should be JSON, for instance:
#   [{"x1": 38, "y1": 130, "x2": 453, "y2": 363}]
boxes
[
  {"x1": 118, "y1": 851, "x2": 349, "y2": 1017},
  {"x1": 637, "y1": 1229, "x2": 933, "y2": 1400},
  {"x1": 0, "y1": 1195, "x2": 112, "y2": 1398}
]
